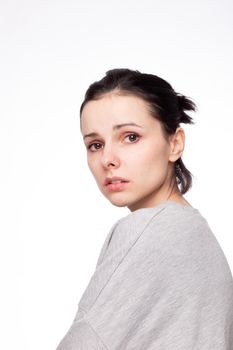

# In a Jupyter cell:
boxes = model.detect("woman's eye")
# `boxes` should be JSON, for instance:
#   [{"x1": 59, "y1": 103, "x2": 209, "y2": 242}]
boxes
[
  {"x1": 87, "y1": 143, "x2": 102, "y2": 152},
  {"x1": 124, "y1": 133, "x2": 140, "y2": 143}
]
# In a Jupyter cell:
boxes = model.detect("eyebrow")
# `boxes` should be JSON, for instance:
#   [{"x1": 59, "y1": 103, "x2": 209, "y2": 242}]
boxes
[{"x1": 83, "y1": 122, "x2": 143, "y2": 140}]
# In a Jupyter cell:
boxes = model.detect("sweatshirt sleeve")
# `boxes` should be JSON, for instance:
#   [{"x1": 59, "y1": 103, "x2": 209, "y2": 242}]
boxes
[
  {"x1": 83, "y1": 209, "x2": 233, "y2": 349},
  {"x1": 55, "y1": 319, "x2": 107, "y2": 350}
]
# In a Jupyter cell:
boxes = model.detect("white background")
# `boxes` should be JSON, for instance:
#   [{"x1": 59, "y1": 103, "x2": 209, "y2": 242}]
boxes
[{"x1": 0, "y1": 0, "x2": 233, "y2": 349}]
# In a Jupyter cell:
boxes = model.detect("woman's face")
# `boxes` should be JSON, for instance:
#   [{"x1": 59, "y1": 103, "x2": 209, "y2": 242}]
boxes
[{"x1": 80, "y1": 93, "x2": 183, "y2": 211}]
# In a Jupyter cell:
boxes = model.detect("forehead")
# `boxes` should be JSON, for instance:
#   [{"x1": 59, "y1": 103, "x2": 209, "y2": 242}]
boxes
[{"x1": 80, "y1": 93, "x2": 155, "y2": 131}]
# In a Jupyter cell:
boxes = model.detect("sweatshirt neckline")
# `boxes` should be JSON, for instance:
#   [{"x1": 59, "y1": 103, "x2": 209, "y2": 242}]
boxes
[{"x1": 131, "y1": 200, "x2": 199, "y2": 215}]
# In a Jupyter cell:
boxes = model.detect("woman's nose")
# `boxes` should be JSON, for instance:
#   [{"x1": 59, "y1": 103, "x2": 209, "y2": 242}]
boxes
[{"x1": 101, "y1": 146, "x2": 120, "y2": 169}]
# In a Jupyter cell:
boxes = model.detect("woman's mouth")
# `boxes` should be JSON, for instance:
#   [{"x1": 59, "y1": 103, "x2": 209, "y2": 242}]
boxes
[{"x1": 105, "y1": 180, "x2": 130, "y2": 192}]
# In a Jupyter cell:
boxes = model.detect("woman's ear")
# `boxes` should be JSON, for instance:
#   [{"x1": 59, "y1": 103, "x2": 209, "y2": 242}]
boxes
[{"x1": 168, "y1": 127, "x2": 185, "y2": 162}]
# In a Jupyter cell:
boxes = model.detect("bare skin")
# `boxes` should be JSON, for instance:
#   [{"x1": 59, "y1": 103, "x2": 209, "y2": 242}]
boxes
[{"x1": 80, "y1": 92, "x2": 192, "y2": 212}]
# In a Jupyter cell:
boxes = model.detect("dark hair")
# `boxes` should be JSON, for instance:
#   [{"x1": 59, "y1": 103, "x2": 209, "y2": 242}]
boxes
[{"x1": 80, "y1": 68, "x2": 197, "y2": 194}]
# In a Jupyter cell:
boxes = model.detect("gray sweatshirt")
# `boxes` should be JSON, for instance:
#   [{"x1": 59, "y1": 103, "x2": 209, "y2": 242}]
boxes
[{"x1": 56, "y1": 200, "x2": 233, "y2": 349}]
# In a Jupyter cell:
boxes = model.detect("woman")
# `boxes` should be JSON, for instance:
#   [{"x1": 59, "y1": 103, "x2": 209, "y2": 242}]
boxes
[{"x1": 56, "y1": 68, "x2": 233, "y2": 349}]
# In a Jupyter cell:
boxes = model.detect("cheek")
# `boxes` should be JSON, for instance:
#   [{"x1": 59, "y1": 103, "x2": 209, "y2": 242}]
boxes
[
  {"x1": 87, "y1": 156, "x2": 96, "y2": 174},
  {"x1": 87, "y1": 155, "x2": 101, "y2": 178},
  {"x1": 131, "y1": 142, "x2": 167, "y2": 164},
  {"x1": 131, "y1": 144, "x2": 169, "y2": 177}
]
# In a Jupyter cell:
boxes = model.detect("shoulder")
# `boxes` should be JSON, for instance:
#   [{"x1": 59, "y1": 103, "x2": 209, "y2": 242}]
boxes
[
  {"x1": 119, "y1": 201, "x2": 213, "y2": 244},
  {"x1": 119, "y1": 202, "x2": 233, "y2": 283},
  {"x1": 117, "y1": 201, "x2": 205, "y2": 243}
]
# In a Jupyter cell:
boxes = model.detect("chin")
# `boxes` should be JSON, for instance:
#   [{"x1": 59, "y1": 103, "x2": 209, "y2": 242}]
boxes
[
  {"x1": 108, "y1": 198, "x2": 128, "y2": 208},
  {"x1": 104, "y1": 194, "x2": 129, "y2": 208},
  {"x1": 106, "y1": 193, "x2": 141, "y2": 210}
]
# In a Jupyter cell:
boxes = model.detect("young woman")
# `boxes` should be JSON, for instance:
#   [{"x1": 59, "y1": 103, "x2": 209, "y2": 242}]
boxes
[{"x1": 56, "y1": 68, "x2": 233, "y2": 349}]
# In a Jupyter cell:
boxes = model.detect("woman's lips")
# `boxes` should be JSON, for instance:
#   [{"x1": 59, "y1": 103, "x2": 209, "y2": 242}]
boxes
[
  {"x1": 105, "y1": 181, "x2": 130, "y2": 192},
  {"x1": 104, "y1": 176, "x2": 129, "y2": 186}
]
